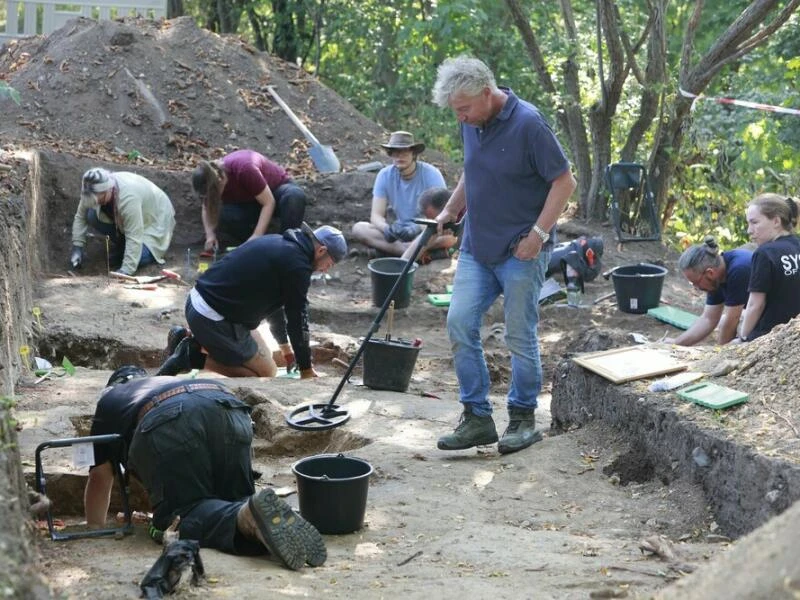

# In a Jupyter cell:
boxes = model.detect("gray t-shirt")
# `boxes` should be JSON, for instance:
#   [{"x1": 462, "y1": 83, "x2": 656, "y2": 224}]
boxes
[{"x1": 373, "y1": 161, "x2": 446, "y2": 223}]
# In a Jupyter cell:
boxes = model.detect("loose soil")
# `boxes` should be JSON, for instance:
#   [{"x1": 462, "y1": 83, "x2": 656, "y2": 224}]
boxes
[{"x1": 2, "y1": 16, "x2": 799, "y2": 600}]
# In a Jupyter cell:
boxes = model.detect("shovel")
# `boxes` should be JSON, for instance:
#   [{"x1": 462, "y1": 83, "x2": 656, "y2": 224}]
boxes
[{"x1": 266, "y1": 85, "x2": 341, "y2": 174}]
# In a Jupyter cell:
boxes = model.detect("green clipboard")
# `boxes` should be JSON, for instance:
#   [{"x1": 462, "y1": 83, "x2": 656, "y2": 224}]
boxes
[
  {"x1": 427, "y1": 293, "x2": 452, "y2": 307},
  {"x1": 647, "y1": 306, "x2": 699, "y2": 330},
  {"x1": 677, "y1": 382, "x2": 748, "y2": 409}
]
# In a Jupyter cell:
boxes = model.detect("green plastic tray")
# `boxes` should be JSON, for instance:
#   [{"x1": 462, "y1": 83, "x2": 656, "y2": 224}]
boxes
[
  {"x1": 427, "y1": 293, "x2": 452, "y2": 307},
  {"x1": 677, "y1": 382, "x2": 748, "y2": 409},
  {"x1": 647, "y1": 305, "x2": 699, "y2": 330}
]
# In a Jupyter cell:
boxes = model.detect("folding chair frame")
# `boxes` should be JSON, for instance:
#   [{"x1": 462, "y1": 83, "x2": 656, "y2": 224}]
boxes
[
  {"x1": 35, "y1": 433, "x2": 133, "y2": 541},
  {"x1": 605, "y1": 162, "x2": 662, "y2": 243}
]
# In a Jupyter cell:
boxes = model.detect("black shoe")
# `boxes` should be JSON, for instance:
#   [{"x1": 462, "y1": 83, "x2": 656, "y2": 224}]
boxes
[
  {"x1": 164, "y1": 326, "x2": 189, "y2": 360},
  {"x1": 156, "y1": 336, "x2": 193, "y2": 376}
]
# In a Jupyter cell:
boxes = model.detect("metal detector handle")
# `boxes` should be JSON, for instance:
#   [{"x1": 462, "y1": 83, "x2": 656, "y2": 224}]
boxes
[{"x1": 323, "y1": 220, "x2": 458, "y2": 410}]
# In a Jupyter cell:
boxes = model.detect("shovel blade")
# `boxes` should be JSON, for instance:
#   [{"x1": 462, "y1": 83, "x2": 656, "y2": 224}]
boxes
[{"x1": 309, "y1": 144, "x2": 340, "y2": 174}]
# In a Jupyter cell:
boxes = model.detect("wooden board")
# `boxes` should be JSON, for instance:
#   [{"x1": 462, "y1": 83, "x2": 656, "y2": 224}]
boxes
[{"x1": 572, "y1": 346, "x2": 687, "y2": 384}]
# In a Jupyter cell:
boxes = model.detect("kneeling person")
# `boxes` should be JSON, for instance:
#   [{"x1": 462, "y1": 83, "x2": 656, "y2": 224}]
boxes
[
  {"x1": 84, "y1": 369, "x2": 326, "y2": 570},
  {"x1": 158, "y1": 223, "x2": 346, "y2": 378}
]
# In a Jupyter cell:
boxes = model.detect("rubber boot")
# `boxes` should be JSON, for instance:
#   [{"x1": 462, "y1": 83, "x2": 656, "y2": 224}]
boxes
[
  {"x1": 497, "y1": 407, "x2": 542, "y2": 455},
  {"x1": 437, "y1": 406, "x2": 498, "y2": 450}
]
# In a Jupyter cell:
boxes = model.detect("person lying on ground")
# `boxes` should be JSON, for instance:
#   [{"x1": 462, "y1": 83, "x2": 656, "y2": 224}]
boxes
[
  {"x1": 84, "y1": 367, "x2": 326, "y2": 570},
  {"x1": 739, "y1": 194, "x2": 800, "y2": 341},
  {"x1": 70, "y1": 168, "x2": 175, "y2": 276},
  {"x1": 192, "y1": 149, "x2": 307, "y2": 255},
  {"x1": 351, "y1": 131, "x2": 446, "y2": 257},
  {"x1": 156, "y1": 223, "x2": 346, "y2": 378},
  {"x1": 666, "y1": 236, "x2": 751, "y2": 346},
  {"x1": 400, "y1": 187, "x2": 459, "y2": 264}
]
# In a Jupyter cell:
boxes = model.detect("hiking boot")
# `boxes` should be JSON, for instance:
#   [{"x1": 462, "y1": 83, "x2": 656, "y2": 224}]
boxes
[
  {"x1": 236, "y1": 488, "x2": 326, "y2": 570},
  {"x1": 437, "y1": 407, "x2": 498, "y2": 450},
  {"x1": 497, "y1": 407, "x2": 542, "y2": 455},
  {"x1": 164, "y1": 326, "x2": 189, "y2": 360},
  {"x1": 155, "y1": 336, "x2": 193, "y2": 376}
]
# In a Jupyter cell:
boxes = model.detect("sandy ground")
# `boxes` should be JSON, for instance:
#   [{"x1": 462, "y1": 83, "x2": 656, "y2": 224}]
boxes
[{"x1": 16, "y1": 249, "x2": 736, "y2": 600}]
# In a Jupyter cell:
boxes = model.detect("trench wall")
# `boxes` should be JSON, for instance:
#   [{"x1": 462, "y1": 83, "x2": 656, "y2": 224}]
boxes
[
  {"x1": 0, "y1": 151, "x2": 51, "y2": 597},
  {"x1": 552, "y1": 356, "x2": 800, "y2": 538}
]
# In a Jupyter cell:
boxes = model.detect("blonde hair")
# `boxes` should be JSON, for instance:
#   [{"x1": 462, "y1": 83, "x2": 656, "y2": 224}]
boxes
[
  {"x1": 192, "y1": 160, "x2": 225, "y2": 228},
  {"x1": 748, "y1": 193, "x2": 800, "y2": 232}
]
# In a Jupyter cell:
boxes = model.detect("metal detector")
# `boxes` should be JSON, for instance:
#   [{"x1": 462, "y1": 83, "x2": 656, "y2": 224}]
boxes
[
  {"x1": 286, "y1": 218, "x2": 456, "y2": 431},
  {"x1": 35, "y1": 433, "x2": 133, "y2": 541}
]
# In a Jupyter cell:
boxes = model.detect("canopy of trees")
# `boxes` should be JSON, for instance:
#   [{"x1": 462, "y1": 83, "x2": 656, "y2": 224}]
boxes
[{"x1": 168, "y1": 1, "x2": 800, "y2": 245}]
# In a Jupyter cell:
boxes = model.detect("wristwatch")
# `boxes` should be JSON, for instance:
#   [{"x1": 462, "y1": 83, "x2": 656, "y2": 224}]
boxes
[{"x1": 532, "y1": 224, "x2": 550, "y2": 243}]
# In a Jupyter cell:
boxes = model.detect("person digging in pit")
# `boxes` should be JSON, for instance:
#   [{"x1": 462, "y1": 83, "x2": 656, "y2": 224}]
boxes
[
  {"x1": 192, "y1": 149, "x2": 308, "y2": 256},
  {"x1": 351, "y1": 131, "x2": 450, "y2": 258},
  {"x1": 156, "y1": 223, "x2": 347, "y2": 378},
  {"x1": 84, "y1": 367, "x2": 326, "y2": 570},
  {"x1": 70, "y1": 168, "x2": 176, "y2": 276},
  {"x1": 666, "y1": 236, "x2": 752, "y2": 346}
]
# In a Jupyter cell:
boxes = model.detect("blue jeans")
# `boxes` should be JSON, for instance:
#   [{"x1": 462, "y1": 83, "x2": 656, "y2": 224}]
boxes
[
  {"x1": 446, "y1": 249, "x2": 550, "y2": 417},
  {"x1": 86, "y1": 208, "x2": 156, "y2": 268}
]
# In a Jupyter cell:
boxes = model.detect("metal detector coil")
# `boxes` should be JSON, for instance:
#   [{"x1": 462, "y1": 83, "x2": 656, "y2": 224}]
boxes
[
  {"x1": 35, "y1": 433, "x2": 133, "y2": 541},
  {"x1": 286, "y1": 218, "x2": 457, "y2": 431}
]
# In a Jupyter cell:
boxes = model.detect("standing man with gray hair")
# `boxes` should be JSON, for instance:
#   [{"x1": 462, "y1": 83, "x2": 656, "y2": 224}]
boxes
[
  {"x1": 70, "y1": 168, "x2": 175, "y2": 276},
  {"x1": 431, "y1": 56, "x2": 577, "y2": 455}
]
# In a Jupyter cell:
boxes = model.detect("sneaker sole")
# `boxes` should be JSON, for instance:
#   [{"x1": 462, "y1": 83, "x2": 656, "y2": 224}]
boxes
[
  {"x1": 497, "y1": 430, "x2": 544, "y2": 455},
  {"x1": 437, "y1": 433, "x2": 499, "y2": 451},
  {"x1": 248, "y1": 489, "x2": 306, "y2": 570}
]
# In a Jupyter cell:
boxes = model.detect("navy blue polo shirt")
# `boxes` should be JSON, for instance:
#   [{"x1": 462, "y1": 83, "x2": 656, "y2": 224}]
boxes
[
  {"x1": 461, "y1": 88, "x2": 571, "y2": 265},
  {"x1": 706, "y1": 248, "x2": 752, "y2": 306}
]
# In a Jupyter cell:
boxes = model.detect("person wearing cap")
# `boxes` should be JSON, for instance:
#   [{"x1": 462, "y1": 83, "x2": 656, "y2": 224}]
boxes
[
  {"x1": 351, "y1": 131, "x2": 450, "y2": 257},
  {"x1": 156, "y1": 223, "x2": 347, "y2": 379},
  {"x1": 84, "y1": 368, "x2": 326, "y2": 570},
  {"x1": 70, "y1": 168, "x2": 175, "y2": 275},
  {"x1": 191, "y1": 150, "x2": 307, "y2": 255}
]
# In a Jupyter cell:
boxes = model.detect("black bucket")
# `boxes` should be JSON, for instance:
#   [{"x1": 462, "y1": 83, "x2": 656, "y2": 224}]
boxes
[
  {"x1": 292, "y1": 454, "x2": 374, "y2": 535},
  {"x1": 368, "y1": 257, "x2": 418, "y2": 309},
  {"x1": 610, "y1": 263, "x2": 668, "y2": 314},
  {"x1": 363, "y1": 338, "x2": 420, "y2": 392}
]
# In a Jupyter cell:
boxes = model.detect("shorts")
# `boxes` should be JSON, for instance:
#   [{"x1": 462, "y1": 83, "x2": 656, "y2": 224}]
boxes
[{"x1": 185, "y1": 294, "x2": 258, "y2": 366}]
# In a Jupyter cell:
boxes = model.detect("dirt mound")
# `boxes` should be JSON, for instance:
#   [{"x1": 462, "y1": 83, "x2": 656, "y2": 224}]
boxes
[{"x1": 0, "y1": 16, "x2": 391, "y2": 175}]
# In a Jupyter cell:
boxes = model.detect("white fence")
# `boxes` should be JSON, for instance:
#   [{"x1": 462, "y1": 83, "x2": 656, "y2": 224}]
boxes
[{"x1": 1, "y1": 0, "x2": 166, "y2": 39}]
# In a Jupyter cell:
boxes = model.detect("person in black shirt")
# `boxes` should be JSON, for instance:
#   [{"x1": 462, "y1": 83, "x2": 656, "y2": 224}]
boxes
[
  {"x1": 157, "y1": 223, "x2": 346, "y2": 378},
  {"x1": 84, "y1": 369, "x2": 326, "y2": 570},
  {"x1": 740, "y1": 194, "x2": 800, "y2": 341}
]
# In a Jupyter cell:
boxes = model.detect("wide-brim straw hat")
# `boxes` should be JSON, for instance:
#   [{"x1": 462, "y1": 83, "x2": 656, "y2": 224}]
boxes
[{"x1": 380, "y1": 131, "x2": 425, "y2": 153}]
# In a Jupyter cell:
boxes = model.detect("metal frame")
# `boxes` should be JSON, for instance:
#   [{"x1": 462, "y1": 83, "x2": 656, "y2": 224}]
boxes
[
  {"x1": 35, "y1": 433, "x2": 133, "y2": 541},
  {"x1": 605, "y1": 162, "x2": 661, "y2": 243}
]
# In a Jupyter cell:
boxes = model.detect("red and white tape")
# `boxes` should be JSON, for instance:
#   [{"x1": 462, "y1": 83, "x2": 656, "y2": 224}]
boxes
[{"x1": 680, "y1": 88, "x2": 800, "y2": 117}]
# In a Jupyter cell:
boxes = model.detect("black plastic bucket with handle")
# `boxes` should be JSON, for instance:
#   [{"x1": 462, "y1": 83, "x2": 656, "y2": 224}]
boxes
[{"x1": 608, "y1": 263, "x2": 668, "y2": 314}]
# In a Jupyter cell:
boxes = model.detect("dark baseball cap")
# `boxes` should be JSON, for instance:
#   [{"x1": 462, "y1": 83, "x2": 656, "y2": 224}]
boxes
[{"x1": 302, "y1": 222, "x2": 347, "y2": 263}]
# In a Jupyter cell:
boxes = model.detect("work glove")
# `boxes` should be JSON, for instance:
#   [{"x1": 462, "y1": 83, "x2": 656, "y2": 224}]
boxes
[
  {"x1": 69, "y1": 246, "x2": 84, "y2": 269},
  {"x1": 385, "y1": 221, "x2": 421, "y2": 243}
]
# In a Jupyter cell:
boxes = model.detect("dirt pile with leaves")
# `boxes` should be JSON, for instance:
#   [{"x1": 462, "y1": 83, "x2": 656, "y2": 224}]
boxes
[{"x1": 0, "y1": 16, "x2": 398, "y2": 175}]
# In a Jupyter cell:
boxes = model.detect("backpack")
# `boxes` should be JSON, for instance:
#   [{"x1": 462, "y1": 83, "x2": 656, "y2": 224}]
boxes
[{"x1": 546, "y1": 236, "x2": 604, "y2": 291}]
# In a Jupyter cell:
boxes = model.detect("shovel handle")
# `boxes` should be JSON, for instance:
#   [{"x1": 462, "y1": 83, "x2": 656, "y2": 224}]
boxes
[{"x1": 266, "y1": 86, "x2": 321, "y2": 145}]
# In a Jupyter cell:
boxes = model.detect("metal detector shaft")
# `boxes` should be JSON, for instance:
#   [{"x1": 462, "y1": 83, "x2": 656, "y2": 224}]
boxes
[{"x1": 323, "y1": 219, "x2": 450, "y2": 409}]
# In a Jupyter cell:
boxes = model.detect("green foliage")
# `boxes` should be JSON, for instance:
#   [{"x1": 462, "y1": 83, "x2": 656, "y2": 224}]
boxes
[{"x1": 0, "y1": 81, "x2": 21, "y2": 105}]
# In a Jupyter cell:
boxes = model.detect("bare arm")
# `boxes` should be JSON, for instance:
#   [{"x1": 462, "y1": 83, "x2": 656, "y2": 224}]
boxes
[
  {"x1": 201, "y1": 203, "x2": 218, "y2": 250},
  {"x1": 248, "y1": 186, "x2": 277, "y2": 240},
  {"x1": 673, "y1": 304, "x2": 723, "y2": 346},
  {"x1": 369, "y1": 196, "x2": 390, "y2": 231},
  {"x1": 84, "y1": 461, "x2": 114, "y2": 527},
  {"x1": 739, "y1": 292, "x2": 766, "y2": 340},
  {"x1": 717, "y1": 304, "x2": 744, "y2": 344},
  {"x1": 515, "y1": 169, "x2": 577, "y2": 260}
]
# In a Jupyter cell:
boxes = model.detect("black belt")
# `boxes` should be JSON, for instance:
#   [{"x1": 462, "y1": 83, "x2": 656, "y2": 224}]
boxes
[{"x1": 137, "y1": 383, "x2": 225, "y2": 423}]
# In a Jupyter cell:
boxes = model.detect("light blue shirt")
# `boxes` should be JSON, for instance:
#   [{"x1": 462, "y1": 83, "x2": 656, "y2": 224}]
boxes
[{"x1": 373, "y1": 161, "x2": 446, "y2": 222}]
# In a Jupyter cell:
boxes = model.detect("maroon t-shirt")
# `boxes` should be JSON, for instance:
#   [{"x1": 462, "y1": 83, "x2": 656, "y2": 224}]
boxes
[{"x1": 221, "y1": 150, "x2": 291, "y2": 205}]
